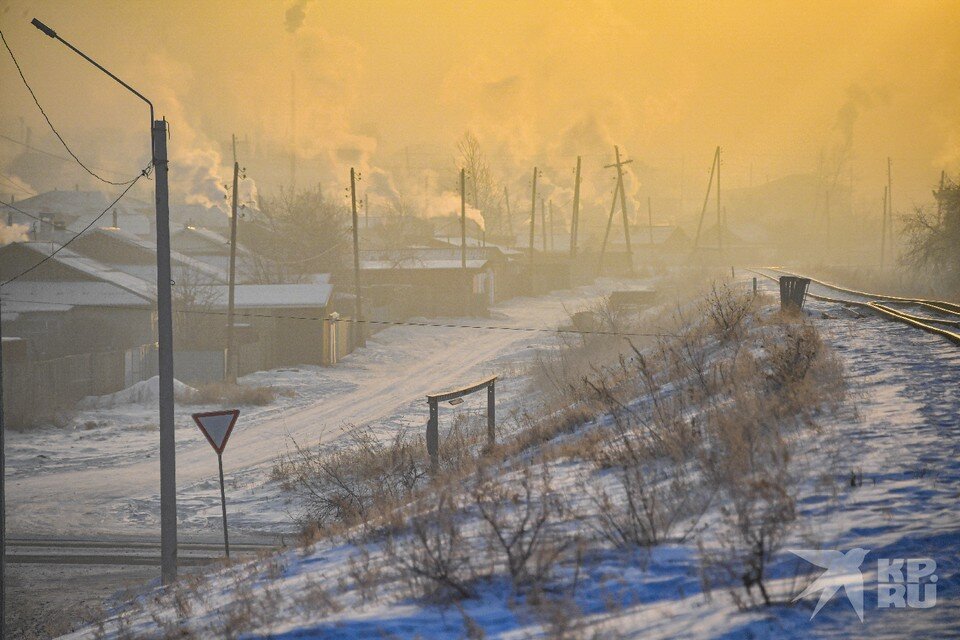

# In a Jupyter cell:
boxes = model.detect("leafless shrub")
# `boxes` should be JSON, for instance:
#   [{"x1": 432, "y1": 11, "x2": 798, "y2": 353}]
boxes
[
  {"x1": 386, "y1": 491, "x2": 478, "y2": 601},
  {"x1": 472, "y1": 466, "x2": 569, "y2": 590},
  {"x1": 702, "y1": 282, "x2": 754, "y2": 341},
  {"x1": 346, "y1": 545, "x2": 386, "y2": 604},
  {"x1": 272, "y1": 425, "x2": 428, "y2": 528}
]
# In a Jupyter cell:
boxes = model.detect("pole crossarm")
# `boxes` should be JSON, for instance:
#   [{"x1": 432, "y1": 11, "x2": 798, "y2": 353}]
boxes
[{"x1": 426, "y1": 375, "x2": 498, "y2": 403}]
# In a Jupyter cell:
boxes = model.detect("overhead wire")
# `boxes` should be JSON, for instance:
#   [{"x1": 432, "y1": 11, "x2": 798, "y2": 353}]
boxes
[
  {"x1": 0, "y1": 27, "x2": 143, "y2": 187},
  {"x1": 0, "y1": 170, "x2": 149, "y2": 286},
  {"x1": 0, "y1": 292, "x2": 674, "y2": 339}
]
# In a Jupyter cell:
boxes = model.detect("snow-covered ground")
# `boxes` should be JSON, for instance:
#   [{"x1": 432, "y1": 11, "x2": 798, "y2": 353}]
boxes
[
  {"x1": 6, "y1": 279, "x2": 649, "y2": 538},
  {"x1": 57, "y1": 275, "x2": 960, "y2": 639}
]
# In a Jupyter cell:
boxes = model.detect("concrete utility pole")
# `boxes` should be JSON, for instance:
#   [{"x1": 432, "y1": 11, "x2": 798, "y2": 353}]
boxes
[
  {"x1": 1, "y1": 289, "x2": 6, "y2": 632},
  {"x1": 350, "y1": 168, "x2": 365, "y2": 347},
  {"x1": 153, "y1": 119, "x2": 178, "y2": 585},
  {"x1": 570, "y1": 156, "x2": 581, "y2": 258},
  {"x1": 528, "y1": 167, "x2": 538, "y2": 261},
  {"x1": 30, "y1": 18, "x2": 179, "y2": 581},
  {"x1": 225, "y1": 134, "x2": 239, "y2": 383},
  {"x1": 605, "y1": 146, "x2": 634, "y2": 273},
  {"x1": 460, "y1": 168, "x2": 467, "y2": 268}
]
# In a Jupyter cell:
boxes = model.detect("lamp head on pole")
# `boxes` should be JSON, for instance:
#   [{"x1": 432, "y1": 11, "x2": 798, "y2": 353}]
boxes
[{"x1": 31, "y1": 18, "x2": 57, "y2": 39}]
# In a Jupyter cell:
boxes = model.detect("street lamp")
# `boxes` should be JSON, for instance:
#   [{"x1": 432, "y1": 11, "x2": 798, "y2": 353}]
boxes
[{"x1": 31, "y1": 17, "x2": 179, "y2": 584}]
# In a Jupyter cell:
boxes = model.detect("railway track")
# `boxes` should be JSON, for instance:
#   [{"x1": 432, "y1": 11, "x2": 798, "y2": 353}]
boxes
[
  {"x1": 5, "y1": 536, "x2": 280, "y2": 566},
  {"x1": 749, "y1": 268, "x2": 960, "y2": 345}
]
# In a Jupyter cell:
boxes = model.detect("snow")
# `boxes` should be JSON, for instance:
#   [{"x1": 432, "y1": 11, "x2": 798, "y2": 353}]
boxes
[
  {"x1": 17, "y1": 274, "x2": 960, "y2": 638},
  {"x1": 78, "y1": 376, "x2": 197, "y2": 410}
]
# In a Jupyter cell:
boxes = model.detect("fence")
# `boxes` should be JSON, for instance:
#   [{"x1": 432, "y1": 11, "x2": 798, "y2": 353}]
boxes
[{"x1": 3, "y1": 350, "x2": 125, "y2": 427}]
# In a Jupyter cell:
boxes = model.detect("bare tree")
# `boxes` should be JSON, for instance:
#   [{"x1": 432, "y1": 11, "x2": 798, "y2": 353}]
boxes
[
  {"x1": 902, "y1": 175, "x2": 960, "y2": 294},
  {"x1": 457, "y1": 131, "x2": 505, "y2": 235}
]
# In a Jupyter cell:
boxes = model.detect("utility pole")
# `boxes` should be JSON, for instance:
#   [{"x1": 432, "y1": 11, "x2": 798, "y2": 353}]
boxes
[
  {"x1": 528, "y1": 167, "x2": 537, "y2": 261},
  {"x1": 460, "y1": 168, "x2": 467, "y2": 268},
  {"x1": 598, "y1": 173, "x2": 621, "y2": 274},
  {"x1": 364, "y1": 190, "x2": 369, "y2": 228},
  {"x1": 1, "y1": 288, "x2": 6, "y2": 633},
  {"x1": 350, "y1": 168, "x2": 365, "y2": 347},
  {"x1": 570, "y1": 156, "x2": 581, "y2": 258},
  {"x1": 30, "y1": 17, "x2": 179, "y2": 583},
  {"x1": 225, "y1": 134, "x2": 239, "y2": 383},
  {"x1": 605, "y1": 146, "x2": 634, "y2": 273},
  {"x1": 154, "y1": 119, "x2": 177, "y2": 585},
  {"x1": 692, "y1": 147, "x2": 719, "y2": 250}
]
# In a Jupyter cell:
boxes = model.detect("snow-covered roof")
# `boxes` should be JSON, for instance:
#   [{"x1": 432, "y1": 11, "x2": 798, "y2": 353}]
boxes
[
  {"x1": 0, "y1": 281, "x2": 152, "y2": 310},
  {"x1": 83, "y1": 227, "x2": 228, "y2": 282},
  {"x1": 193, "y1": 283, "x2": 332, "y2": 309},
  {"x1": 9, "y1": 189, "x2": 130, "y2": 220},
  {"x1": 13, "y1": 242, "x2": 157, "y2": 301},
  {"x1": 173, "y1": 225, "x2": 250, "y2": 256},
  {"x1": 361, "y1": 258, "x2": 489, "y2": 270}
]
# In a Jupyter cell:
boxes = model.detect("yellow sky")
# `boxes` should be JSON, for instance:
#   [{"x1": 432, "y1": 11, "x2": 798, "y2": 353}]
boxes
[{"x1": 1, "y1": 0, "x2": 958, "y2": 214}]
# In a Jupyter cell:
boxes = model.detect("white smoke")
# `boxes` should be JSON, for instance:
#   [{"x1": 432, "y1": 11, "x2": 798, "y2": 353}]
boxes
[{"x1": 0, "y1": 222, "x2": 29, "y2": 245}]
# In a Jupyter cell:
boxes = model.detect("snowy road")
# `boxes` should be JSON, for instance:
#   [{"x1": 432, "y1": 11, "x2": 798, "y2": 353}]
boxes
[{"x1": 7, "y1": 280, "x2": 645, "y2": 538}]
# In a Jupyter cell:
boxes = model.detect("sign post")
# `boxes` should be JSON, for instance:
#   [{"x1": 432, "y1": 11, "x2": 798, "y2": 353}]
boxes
[{"x1": 192, "y1": 409, "x2": 240, "y2": 558}]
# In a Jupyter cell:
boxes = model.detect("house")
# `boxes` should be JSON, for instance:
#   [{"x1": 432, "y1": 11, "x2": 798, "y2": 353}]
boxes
[
  {"x1": 351, "y1": 247, "x2": 502, "y2": 317},
  {"x1": 186, "y1": 283, "x2": 334, "y2": 371},
  {"x1": 171, "y1": 225, "x2": 261, "y2": 283},
  {"x1": 70, "y1": 226, "x2": 228, "y2": 283}
]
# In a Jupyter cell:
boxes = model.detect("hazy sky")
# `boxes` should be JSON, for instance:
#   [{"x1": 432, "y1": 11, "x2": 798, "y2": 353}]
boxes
[{"x1": 1, "y1": 0, "x2": 958, "y2": 217}]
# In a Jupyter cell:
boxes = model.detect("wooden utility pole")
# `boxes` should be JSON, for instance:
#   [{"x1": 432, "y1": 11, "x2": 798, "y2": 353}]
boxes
[
  {"x1": 364, "y1": 190, "x2": 369, "y2": 228},
  {"x1": 605, "y1": 146, "x2": 634, "y2": 273},
  {"x1": 598, "y1": 174, "x2": 621, "y2": 274},
  {"x1": 460, "y1": 168, "x2": 467, "y2": 268},
  {"x1": 225, "y1": 134, "x2": 240, "y2": 383},
  {"x1": 528, "y1": 167, "x2": 537, "y2": 261},
  {"x1": 693, "y1": 147, "x2": 720, "y2": 249},
  {"x1": 350, "y1": 168, "x2": 365, "y2": 346},
  {"x1": 569, "y1": 156, "x2": 581, "y2": 258}
]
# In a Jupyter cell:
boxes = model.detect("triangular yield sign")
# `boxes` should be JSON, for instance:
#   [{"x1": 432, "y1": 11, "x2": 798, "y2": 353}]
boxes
[{"x1": 192, "y1": 409, "x2": 240, "y2": 454}]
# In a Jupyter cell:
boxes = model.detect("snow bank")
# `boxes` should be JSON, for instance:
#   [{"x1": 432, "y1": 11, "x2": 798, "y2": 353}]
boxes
[{"x1": 78, "y1": 376, "x2": 196, "y2": 410}]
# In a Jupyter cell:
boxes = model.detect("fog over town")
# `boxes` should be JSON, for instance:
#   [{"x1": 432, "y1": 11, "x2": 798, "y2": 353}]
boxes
[{"x1": 0, "y1": 1, "x2": 958, "y2": 638}]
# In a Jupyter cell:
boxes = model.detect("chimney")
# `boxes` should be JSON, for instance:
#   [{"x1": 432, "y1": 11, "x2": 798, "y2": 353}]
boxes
[{"x1": 112, "y1": 208, "x2": 118, "y2": 228}]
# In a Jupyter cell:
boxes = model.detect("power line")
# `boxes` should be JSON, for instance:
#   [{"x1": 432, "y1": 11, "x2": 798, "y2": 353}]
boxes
[
  {"x1": 0, "y1": 199, "x2": 45, "y2": 224},
  {"x1": 0, "y1": 133, "x2": 141, "y2": 180},
  {"x1": 0, "y1": 28, "x2": 141, "y2": 187},
  {"x1": 0, "y1": 294, "x2": 673, "y2": 338},
  {"x1": 0, "y1": 170, "x2": 148, "y2": 286},
  {"x1": 0, "y1": 172, "x2": 36, "y2": 197}
]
